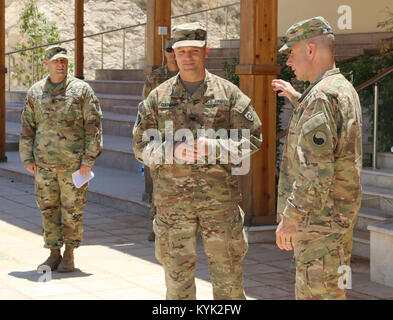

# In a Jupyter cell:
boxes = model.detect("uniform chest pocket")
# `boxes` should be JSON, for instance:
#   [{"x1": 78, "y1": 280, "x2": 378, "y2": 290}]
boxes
[
  {"x1": 203, "y1": 104, "x2": 230, "y2": 129},
  {"x1": 157, "y1": 105, "x2": 186, "y2": 131},
  {"x1": 62, "y1": 98, "x2": 82, "y2": 121},
  {"x1": 35, "y1": 99, "x2": 54, "y2": 121}
]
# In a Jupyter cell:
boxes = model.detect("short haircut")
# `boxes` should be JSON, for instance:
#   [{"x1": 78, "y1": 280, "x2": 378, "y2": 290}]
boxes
[{"x1": 307, "y1": 34, "x2": 335, "y2": 55}]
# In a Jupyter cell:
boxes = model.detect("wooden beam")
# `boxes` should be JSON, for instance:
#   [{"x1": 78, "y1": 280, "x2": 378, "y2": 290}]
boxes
[
  {"x1": 145, "y1": 0, "x2": 171, "y2": 73},
  {"x1": 74, "y1": 0, "x2": 84, "y2": 79},
  {"x1": 0, "y1": 0, "x2": 7, "y2": 162},
  {"x1": 237, "y1": 0, "x2": 279, "y2": 225}
]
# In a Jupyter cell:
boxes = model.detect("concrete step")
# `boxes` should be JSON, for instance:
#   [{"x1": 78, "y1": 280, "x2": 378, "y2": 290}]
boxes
[
  {"x1": 5, "y1": 141, "x2": 18, "y2": 152},
  {"x1": 335, "y1": 47, "x2": 365, "y2": 57},
  {"x1": 95, "y1": 134, "x2": 140, "y2": 173},
  {"x1": 356, "y1": 207, "x2": 393, "y2": 232},
  {"x1": 96, "y1": 93, "x2": 142, "y2": 109},
  {"x1": 97, "y1": 93, "x2": 142, "y2": 110},
  {"x1": 334, "y1": 32, "x2": 393, "y2": 45},
  {"x1": 96, "y1": 68, "x2": 228, "y2": 83},
  {"x1": 205, "y1": 57, "x2": 236, "y2": 69},
  {"x1": 5, "y1": 121, "x2": 21, "y2": 139},
  {"x1": 335, "y1": 43, "x2": 377, "y2": 50},
  {"x1": 6, "y1": 121, "x2": 140, "y2": 173},
  {"x1": 6, "y1": 99, "x2": 139, "y2": 122},
  {"x1": 378, "y1": 152, "x2": 393, "y2": 170},
  {"x1": 86, "y1": 79, "x2": 144, "y2": 96},
  {"x1": 220, "y1": 39, "x2": 240, "y2": 48},
  {"x1": 362, "y1": 167, "x2": 393, "y2": 191},
  {"x1": 5, "y1": 90, "x2": 142, "y2": 115},
  {"x1": 6, "y1": 103, "x2": 23, "y2": 123},
  {"x1": 102, "y1": 111, "x2": 136, "y2": 137},
  {"x1": 0, "y1": 151, "x2": 149, "y2": 216},
  {"x1": 6, "y1": 90, "x2": 26, "y2": 104},
  {"x1": 362, "y1": 185, "x2": 393, "y2": 211},
  {"x1": 208, "y1": 47, "x2": 239, "y2": 58},
  {"x1": 353, "y1": 229, "x2": 370, "y2": 259},
  {"x1": 95, "y1": 69, "x2": 146, "y2": 81},
  {"x1": 107, "y1": 105, "x2": 138, "y2": 116}
]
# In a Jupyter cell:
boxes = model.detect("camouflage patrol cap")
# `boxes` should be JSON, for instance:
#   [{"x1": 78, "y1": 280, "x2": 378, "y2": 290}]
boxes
[
  {"x1": 171, "y1": 22, "x2": 207, "y2": 49},
  {"x1": 279, "y1": 16, "x2": 333, "y2": 53},
  {"x1": 165, "y1": 38, "x2": 175, "y2": 50},
  {"x1": 45, "y1": 45, "x2": 69, "y2": 61}
]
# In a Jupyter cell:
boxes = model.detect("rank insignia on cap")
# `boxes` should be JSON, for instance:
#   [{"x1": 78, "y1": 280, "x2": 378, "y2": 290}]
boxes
[{"x1": 244, "y1": 110, "x2": 254, "y2": 122}]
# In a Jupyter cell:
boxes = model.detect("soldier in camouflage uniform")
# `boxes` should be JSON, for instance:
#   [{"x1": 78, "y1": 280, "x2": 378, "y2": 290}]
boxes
[
  {"x1": 19, "y1": 45, "x2": 103, "y2": 273},
  {"x1": 272, "y1": 17, "x2": 362, "y2": 299},
  {"x1": 133, "y1": 22, "x2": 262, "y2": 300},
  {"x1": 142, "y1": 38, "x2": 179, "y2": 242},
  {"x1": 142, "y1": 38, "x2": 179, "y2": 100}
]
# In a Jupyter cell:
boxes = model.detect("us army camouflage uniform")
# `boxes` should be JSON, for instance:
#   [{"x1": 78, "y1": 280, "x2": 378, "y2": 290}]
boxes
[
  {"x1": 277, "y1": 68, "x2": 362, "y2": 300},
  {"x1": 20, "y1": 74, "x2": 103, "y2": 249},
  {"x1": 142, "y1": 65, "x2": 178, "y2": 221},
  {"x1": 143, "y1": 65, "x2": 178, "y2": 100},
  {"x1": 133, "y1": 70, "x2": 262, "y2": 300}
]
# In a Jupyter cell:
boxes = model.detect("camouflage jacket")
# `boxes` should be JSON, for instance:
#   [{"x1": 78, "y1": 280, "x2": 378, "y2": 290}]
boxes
[
  {"x1": 19, "y1": 74, "x2": 103, "y2": 167},
  {"x1": 142, "y1": 65, "x2": 178, "y2": 100},
  {"x1": 133, "y1": 70, "x2": 262, "y2": 207},
  {"x1": 277, "y1": 68, "x2": 362, "y2": 233}
]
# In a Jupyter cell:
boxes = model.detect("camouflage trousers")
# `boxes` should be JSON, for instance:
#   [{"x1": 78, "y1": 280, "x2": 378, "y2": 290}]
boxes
[
  {"x1": 153, "y1": 202, "x2": 248, "y2": 300},
  {"x1": 294, "y1": 228, "x2": 354, "y2": 300},
  {"x1": 34, "y1": 163, "x2": 88, "y2": 249}
]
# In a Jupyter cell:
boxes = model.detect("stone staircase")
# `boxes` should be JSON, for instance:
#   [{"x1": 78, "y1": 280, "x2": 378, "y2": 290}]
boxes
[
  {"x1": 353, "y1": 153, "x2": 393, "y2": 259},
  {"x1": 1, "y1": 46, "x2": 238, "y2": 215}
]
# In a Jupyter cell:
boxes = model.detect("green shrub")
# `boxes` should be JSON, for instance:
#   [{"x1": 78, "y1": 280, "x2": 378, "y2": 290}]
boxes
[{"x1": 13, "y1": 0, "x2": 61, "y2": 87}]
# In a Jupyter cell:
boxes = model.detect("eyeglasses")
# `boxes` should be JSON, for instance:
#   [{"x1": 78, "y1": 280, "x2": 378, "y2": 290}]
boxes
[{"x1": 165, "y1": 48, "x2": 173, "y2": 53}]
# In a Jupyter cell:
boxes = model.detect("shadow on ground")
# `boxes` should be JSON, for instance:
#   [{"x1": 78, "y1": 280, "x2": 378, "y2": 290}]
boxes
[
  {"x1": 9, "y1": 268, "x2": 93, "y2": 283},
  {"x1": 2, "y1": 174, "x2": 392, "y2": 300}
]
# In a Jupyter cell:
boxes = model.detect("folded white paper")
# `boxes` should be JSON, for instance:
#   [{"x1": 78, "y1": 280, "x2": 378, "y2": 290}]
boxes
[{"x1": 72, "y1": 170, "x2": 94, "y2": 188}]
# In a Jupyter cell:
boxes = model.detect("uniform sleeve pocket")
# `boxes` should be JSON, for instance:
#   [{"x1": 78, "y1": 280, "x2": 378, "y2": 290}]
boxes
[{"x1": 301, "y1": 112, "x2": 328, "y2": 136}]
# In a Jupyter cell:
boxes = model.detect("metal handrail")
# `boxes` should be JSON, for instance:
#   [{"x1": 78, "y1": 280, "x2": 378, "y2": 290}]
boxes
[
  {"x1": 5, "y1": 2, "x2": 240, "y2": 56},
  {"x1": 5, "y1": 1, "x2": 240, "y2": 90},
  {"x1": 356, "y1": 64, "x2": 393, "y2": 169},
  {"x1": 355, "y1": 65, "x2": 393, "y2": 91},
  {"x1": 5, "y1": 21, "x2": 147, "y2": 56}
]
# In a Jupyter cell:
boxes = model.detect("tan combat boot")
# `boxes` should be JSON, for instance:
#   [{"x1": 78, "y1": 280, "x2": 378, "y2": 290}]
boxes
[
  {"x1": 57, "y1": 246, "x2": 75, "y2": 273},
  {"x1": 37, "y1": 248, "x2": 62, "y2": 271}
]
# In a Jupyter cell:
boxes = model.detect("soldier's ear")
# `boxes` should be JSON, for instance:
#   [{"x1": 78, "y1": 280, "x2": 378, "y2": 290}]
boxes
[
  {"x1": 307, "y1": 43, "x2": 317, "y2": 59},
  {"x1": 205, "y1": 46, "x2": 211, "y2": 58}
]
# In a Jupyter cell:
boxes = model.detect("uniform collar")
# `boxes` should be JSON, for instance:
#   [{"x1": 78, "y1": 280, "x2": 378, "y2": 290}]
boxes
[
  {"x1": 170, "y1": 69, "x2": 212, "y2": 100},
  {"x1": 298, "y1": 68, "x2": 341, "y2": 103},
  {"x1": 43, "y1": 74, "x2": 70, "y2": 95}
]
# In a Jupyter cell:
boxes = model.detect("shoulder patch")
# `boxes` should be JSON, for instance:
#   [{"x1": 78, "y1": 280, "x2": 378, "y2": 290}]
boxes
[
  {"x1": 312, "y1": 131, "x2": 327, "y2": 146},
  {"x1": 244, "y1": 110, "x2": 254, "y2": 122}
]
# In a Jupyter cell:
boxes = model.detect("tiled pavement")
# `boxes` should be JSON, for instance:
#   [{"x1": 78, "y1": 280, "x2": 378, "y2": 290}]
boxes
[{"x1": 1, "y1": 174, "x2": 393, "y2": 300}]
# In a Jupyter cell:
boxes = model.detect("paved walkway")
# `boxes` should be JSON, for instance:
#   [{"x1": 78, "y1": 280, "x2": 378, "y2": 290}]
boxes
[{"x1": 0, "y1": 174, "x2": 393, "y2": 300}]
